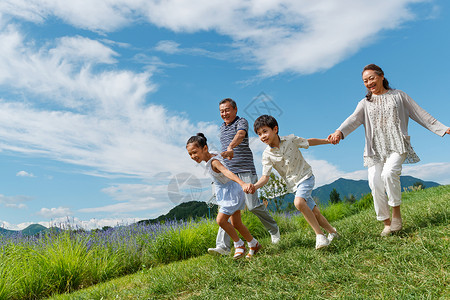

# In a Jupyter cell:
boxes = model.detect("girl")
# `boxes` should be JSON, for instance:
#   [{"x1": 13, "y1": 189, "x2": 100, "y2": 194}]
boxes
[{"x1": 186, "y1": 133, "x2": 261, "y2": 259}]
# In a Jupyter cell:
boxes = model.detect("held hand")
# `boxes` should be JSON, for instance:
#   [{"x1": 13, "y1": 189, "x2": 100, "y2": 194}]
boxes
[
  {"x1": 220, "y1": 150, "x2": 234, "y2": 160},
  {"x1": 242, "y1": 183, "x2": 250, "y2": 194},
  {"x1": 248, "y1": 183, "x2": 256, "y2": 194},
  {"x1": 446, "y1": 128, "x2": 450, "y2": 135},
  {"x1": 328, "y1": 130, "x2": 342, "y2": 145},
  {"x1": 242, "y1": 183, "x2": 255, "y2": 194},
  {"x1": 327, "y1": 134, "x2": 337, "y2": 144},
  {"x1": 327, "y1": 134, "x2": 335, "y2": 144}
]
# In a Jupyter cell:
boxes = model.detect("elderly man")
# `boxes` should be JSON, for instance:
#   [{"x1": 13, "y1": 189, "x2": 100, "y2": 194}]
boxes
[{"x1": 208, "y1": 98, "x2": 280, "y2": 255}]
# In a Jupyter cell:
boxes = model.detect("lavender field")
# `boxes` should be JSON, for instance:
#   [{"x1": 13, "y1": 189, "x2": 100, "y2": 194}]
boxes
[
  {"x1": 0, "y1": 219, "x2": 218, "y2": 299},
  {"x1": 0, "y1": 193, "x2": 375, "y2": 300}
]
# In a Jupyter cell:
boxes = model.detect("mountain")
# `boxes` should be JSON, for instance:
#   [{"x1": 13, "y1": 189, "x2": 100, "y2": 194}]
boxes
[
  {"x1": 0, "y1": 227, "x2": 14, "y2": 236},
  {"x1": 312, "y1": 175, "x2": 439, "y2": 205},
  {"x1": 399, "y1": 175, "x2": 440, "y2": 190},
  {"x1": 21, "y1": 224, "x2": 49, "y2": 235},
  {"x1": 138, "y1": 201, "x2": 218, "y2": 225},
  {"x1": 265, "y1": 175, "x2": 440, "y2": 210},
  {"x1": 0, "y1": 224, "x2": 52, "y2": 236},
  {"x1": 312, "y1": 178, "x2": 370, "y2": 206}
]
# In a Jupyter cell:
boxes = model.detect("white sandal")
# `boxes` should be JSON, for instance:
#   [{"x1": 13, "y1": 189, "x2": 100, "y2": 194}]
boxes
[
  {"x1": 245, "y1": 242, "x2": 262, "y2": 259},
  {"x1": 233, "y1": 245, "x2": 246, "y2": 259}
]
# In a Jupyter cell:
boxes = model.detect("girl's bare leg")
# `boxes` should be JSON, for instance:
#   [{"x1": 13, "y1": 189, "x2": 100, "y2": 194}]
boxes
[
  {"x1": 230, "y1": 210, "x2": 253, "y2": 242},
  {"x1": 216, "y1": 212, "x2": 240, "y2": 242}
]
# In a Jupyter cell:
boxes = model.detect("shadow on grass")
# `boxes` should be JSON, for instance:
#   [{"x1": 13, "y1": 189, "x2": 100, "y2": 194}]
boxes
[{"x1": 407, "y1": 212, "x2": 448, "y2": 229}]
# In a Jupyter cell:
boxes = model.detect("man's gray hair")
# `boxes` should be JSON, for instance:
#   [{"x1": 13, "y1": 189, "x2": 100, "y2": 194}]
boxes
[{"x1": 219, "y1": 98, "x2": 237, "y2": 109}]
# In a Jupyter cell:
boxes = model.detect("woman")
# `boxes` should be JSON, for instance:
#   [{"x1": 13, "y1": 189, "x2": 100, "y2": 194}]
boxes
[{"x1": 328, "y1": 64, "x2": 450, "y2": 236}]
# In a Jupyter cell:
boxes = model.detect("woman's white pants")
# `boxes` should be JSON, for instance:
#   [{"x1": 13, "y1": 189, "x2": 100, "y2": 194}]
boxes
[{"x1": 367, "y1": 152, "x2": 407, "y2": 221}]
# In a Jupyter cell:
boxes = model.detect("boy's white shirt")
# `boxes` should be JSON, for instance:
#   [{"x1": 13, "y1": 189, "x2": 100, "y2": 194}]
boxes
[{"x1": 262, "y1": 134, "x2": 313, "y2": 193}]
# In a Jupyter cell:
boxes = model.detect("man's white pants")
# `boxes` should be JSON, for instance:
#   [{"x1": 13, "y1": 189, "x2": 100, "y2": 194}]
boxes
[{"x1": 367, "y1": 152, "x2": 407, "y2": 221}]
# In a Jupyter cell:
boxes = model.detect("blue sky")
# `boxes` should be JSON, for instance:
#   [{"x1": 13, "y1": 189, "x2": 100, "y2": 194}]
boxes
[{"x1": 0, "y1": 0, "x2": 449, "y2": 230}]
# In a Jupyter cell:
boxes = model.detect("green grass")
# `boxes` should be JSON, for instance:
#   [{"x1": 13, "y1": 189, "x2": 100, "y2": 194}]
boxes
[
  {"x1": 0, "y1": 219, "x2": 218, "y2": 300},
  {"x1": 50, "y1": 185, "x2": 450, "y2": 299}
]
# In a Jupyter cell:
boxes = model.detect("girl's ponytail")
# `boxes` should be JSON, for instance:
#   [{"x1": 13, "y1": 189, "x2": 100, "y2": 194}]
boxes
[{"x1": 187, "y1": 133, "x2": 208, "y2": 148}]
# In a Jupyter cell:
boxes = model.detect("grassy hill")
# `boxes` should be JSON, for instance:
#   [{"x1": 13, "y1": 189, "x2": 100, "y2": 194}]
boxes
[
  {"x1": 0, "y1": 223, "x2": 51, "y2": 236},
  {"x1": 51, "y1": 185, "x2": 450, "y2": 299},
  {"x1": 312, "y1": 175, "x2": 439, "y2": 204},
  {"x1": 137, "y1": 201, "x2": 218, "y2": 225}
]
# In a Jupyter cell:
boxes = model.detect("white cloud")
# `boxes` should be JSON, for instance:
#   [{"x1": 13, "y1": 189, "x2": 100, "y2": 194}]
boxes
[
  {"x1": 0, "y1": 0, "x2": 135, "y2": 32},
  {"x1": 0, "y1": 0, "x2": 428, "y2": 76},
  {"x1": 153, "y1": 40, "x2": 232, "y2": 61},
  {"x1": 50, "y1": 35, "x2": 118, "y2": 65},
  {"x1": 0, "y1": 220, "x2": 19, "y2": 230},
  {"x1": 141, "y1": 0, "x2": 423, "y2": 76},
  {"x1": 155, "y1": 40, "x2": 181, "y2": 54},
  {"x1": 5, "y1": 203, "x2": 27, "y2": 209},
  {"x1": 0, "y1": 194, "x2": 30, "y2": 209},
  {"x1": 16, "y1": 170, "x2": 35, "y2": 177},
  {"x1": 5, "y1": 217, "x2": 144, "y2": 231},
  {"x1": 48, "y1": 216, "x2": 148, "y2": 230},
  {"x1": 403, "y1": 162, "x2": 450, "y2": 185},
  {"x1": 77, "y1": 217, "x2": 146, "y2": 230},
  {"x1": 80, "y1": 174, "x2": 213, "y2": 215},
  {"x1": 300, "y1": 157, "x2": 450, "y2": 187},
  {"x1": 0, "y1": 24, "x2": 218, "y2": 179},
  {"x1": 37, "y1": 206, "x2": 73, "y2": 218},
  {"x1": 133, "y1": 54, "x2": 184, "y2": 71},
  {"x1": 79, "y1": 183, "x2": 166, "y2": 214},
  {"x1": 0, "y1": 25, "x2": 145, "y2": 109}
]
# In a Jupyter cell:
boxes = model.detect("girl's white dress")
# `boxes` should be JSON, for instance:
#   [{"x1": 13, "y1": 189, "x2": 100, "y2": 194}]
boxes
[{"x1": 205, "y1": 155, "x2": 245, "y2": 216}]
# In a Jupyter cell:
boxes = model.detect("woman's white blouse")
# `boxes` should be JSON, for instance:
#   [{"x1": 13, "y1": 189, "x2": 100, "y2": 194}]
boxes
[{"x1": 337, "y1": 89, "x2": 448, "y2": 167}]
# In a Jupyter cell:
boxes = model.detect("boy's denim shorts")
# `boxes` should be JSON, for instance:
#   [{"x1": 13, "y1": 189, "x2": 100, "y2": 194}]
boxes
[{"x1": 294, "y1": 175, "x2": 316, "y2": 210}]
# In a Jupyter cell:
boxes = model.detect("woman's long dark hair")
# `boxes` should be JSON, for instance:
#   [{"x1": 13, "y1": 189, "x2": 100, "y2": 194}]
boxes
[{"x1": 363, "y1": 64, "x2": 392, "y2": 101}]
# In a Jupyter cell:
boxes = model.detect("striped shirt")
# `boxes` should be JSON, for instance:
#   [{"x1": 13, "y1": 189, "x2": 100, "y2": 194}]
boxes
[{"x1": 220, "y1": 116, "x2": 256, "y2": 175}]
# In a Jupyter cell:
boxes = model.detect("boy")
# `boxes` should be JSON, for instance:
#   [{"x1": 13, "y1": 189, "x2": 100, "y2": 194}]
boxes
[{"x1": 252, "y1": 115, "x2": 338, "y2": 249}]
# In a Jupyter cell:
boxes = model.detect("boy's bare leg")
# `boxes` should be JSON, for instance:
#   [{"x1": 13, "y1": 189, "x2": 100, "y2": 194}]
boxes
[
  {"x1": 312, "y1": 206, "x2": 336, "y2": 234},
  {"x1": 216, "y1": 213, "x2": 240, "y2": 242},
  {"x1": 230, "y1": 210, "x2": 253, "y2": 242},
  {"x1": 294, "y1": 197, "x2": 323, "y2": 235}
]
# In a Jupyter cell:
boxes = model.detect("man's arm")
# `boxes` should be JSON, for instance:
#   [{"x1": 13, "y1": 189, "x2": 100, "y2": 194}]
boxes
[{"x1": 221, "y1": 129, "x2": 246, "y2": 160}]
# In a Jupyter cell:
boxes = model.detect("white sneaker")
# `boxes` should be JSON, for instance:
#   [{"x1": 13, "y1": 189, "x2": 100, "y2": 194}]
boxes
[
  {"x1": 327, "y1": 228, "x2": 339, "y2": 242},
  {"x1": 271, "y1": 229, "x2": 281, "y2": 244},
  {"x1": 315, "y1": 234, "x2": 330, "y2": 250},
  {"x1": 207, "y1": 247, "x2": 230, "y2": 256},
  {"x1": 380, "y1": 226, "x2": 391, "y2": 237}
]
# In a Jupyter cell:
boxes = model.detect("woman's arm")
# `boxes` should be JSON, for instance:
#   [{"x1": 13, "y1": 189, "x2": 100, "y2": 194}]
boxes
[
  {"x1": 402, "y1": 92, "x2": 449, "y2": 137},
  {"x1": 337, "y1": 100, "x2": 365, "y2": 139},
  {"x1": 328, "y1": 101, "x2": 365, "y2": 144}
]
